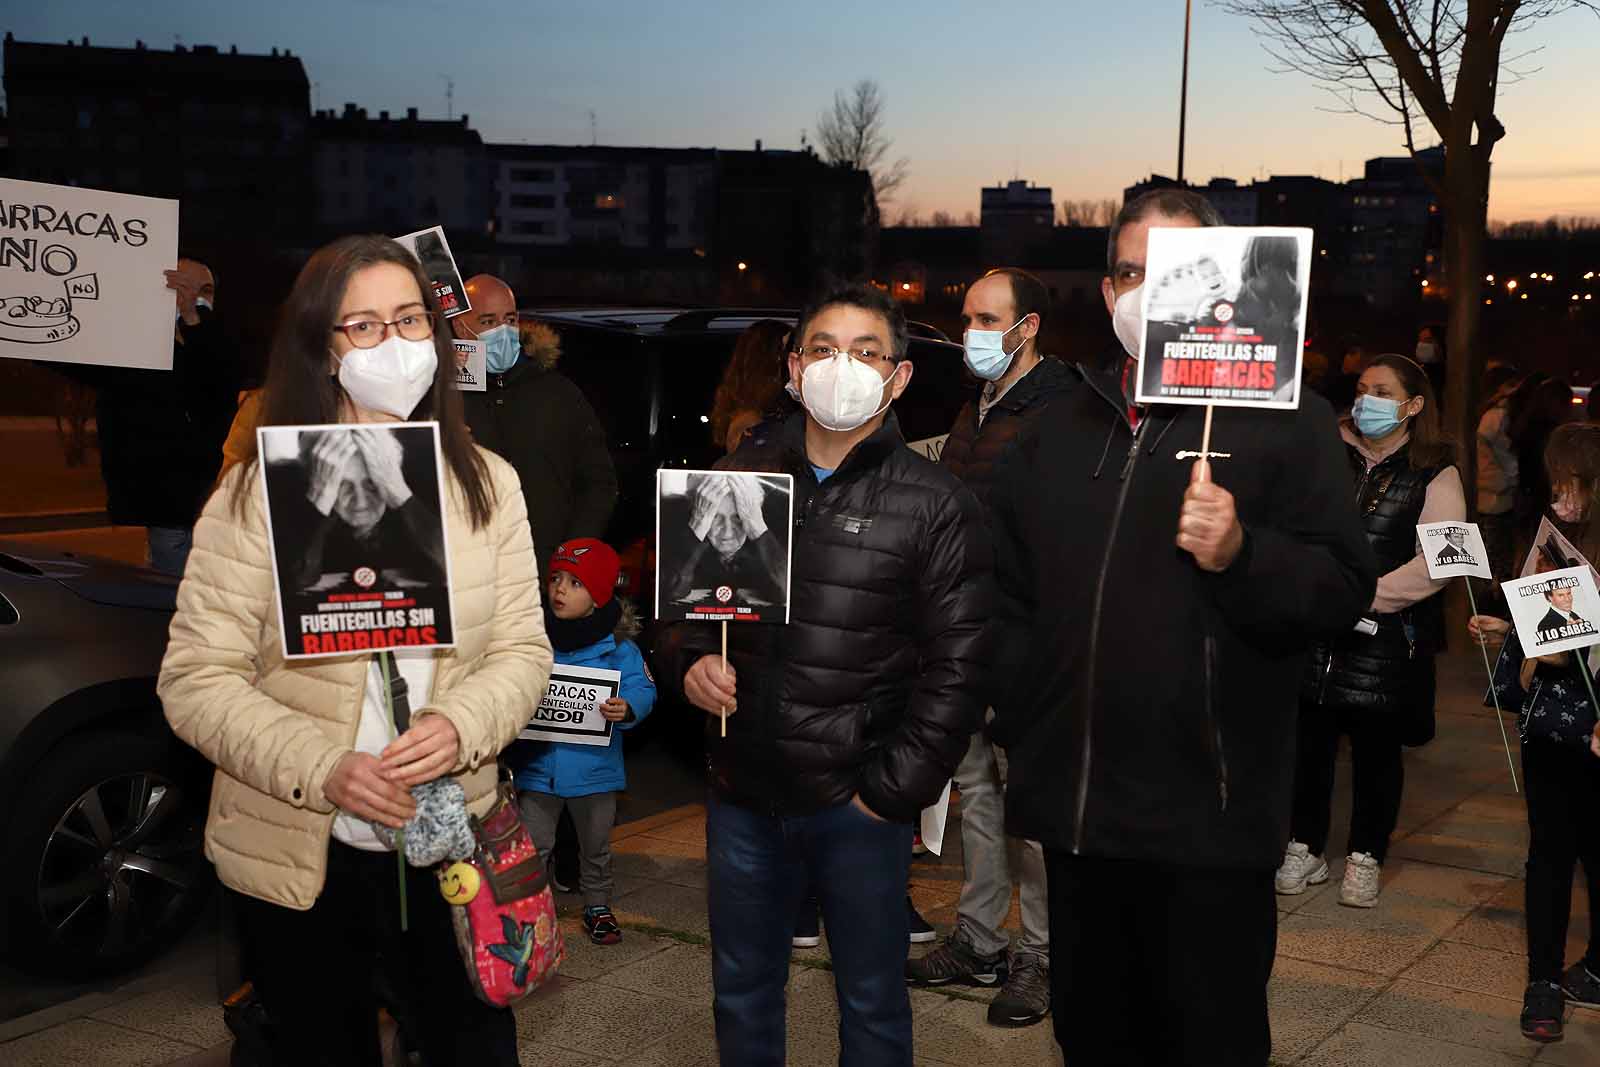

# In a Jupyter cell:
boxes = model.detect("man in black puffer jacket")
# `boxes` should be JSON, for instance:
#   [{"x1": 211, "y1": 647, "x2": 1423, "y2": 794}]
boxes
[
  {"x1": 656, "y1": 282, "x2": 991, "y2": 1067},
  {"x1": 905, "y1": 268, "x2": 1075, "y2": 1028},
  {"x1": 988, "y1": 190, "x2": 1378, "y2": 1066}
]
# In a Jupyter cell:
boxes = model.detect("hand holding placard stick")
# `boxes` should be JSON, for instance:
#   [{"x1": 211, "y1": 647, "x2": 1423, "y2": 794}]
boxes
[{"x1": 1418, "y1": 521, "x2": 1519, "y2": 791}]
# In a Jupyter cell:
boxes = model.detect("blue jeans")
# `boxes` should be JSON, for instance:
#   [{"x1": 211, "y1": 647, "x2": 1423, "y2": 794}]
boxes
[
  {"x1": 146, "y1": 525, "x2": 193, "y2": 578},
  {"x1": 707, "y1": 792, "x2": 914, "y2": 1067}
]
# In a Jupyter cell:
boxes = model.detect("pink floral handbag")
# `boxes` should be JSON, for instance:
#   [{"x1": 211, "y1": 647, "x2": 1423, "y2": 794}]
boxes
[{"x1": 435, "y1": 784, "x2": 564, "y2": 1007}]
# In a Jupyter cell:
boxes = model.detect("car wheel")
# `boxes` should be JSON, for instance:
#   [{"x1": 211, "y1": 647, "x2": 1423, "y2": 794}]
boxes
[{"x1": 3, "y1": 731, "x2": 211, "y2": 978}]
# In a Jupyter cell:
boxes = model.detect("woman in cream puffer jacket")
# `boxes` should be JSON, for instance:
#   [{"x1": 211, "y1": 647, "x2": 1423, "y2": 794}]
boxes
[{"x1": 159, "y1": 235, "x2": 551, "y2": 1067}]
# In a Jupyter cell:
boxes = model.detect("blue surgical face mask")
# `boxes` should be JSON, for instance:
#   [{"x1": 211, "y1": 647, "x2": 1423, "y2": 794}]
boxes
[
  {"x1": 479, "y1": 323, "x2": 521, "y2": 373},
  {"x1": 962, "y1": 317, "x2": 1027, "y2": 381},
  {"x1": 1352, "y1": 394, "x2": 1409, "y2": 438}
]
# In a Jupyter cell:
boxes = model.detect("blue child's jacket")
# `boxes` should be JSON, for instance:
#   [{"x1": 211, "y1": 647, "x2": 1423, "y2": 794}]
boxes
[{"x1": 509, "y1": 606, "x2": 656, "y2": 798}]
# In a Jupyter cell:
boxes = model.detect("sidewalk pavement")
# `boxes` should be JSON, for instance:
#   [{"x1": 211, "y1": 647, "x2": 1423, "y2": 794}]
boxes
[{"x1": 1, "y1": 650, "x2": 1595, "y2": 1065}]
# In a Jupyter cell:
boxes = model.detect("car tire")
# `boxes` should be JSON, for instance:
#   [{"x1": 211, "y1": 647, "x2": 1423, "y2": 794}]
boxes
[{"x1": 2, "y1": 731, "x2": 212, "y2": 979}]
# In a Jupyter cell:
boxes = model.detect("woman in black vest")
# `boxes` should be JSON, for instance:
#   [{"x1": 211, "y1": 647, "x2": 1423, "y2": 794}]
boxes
[{"x1": 1275, "y1": 354, "x2": 1463, "y2": 908}]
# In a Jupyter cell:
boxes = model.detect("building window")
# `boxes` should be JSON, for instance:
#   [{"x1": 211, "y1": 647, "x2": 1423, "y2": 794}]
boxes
[
  {"x1": 510, "y1": 167, "x2": 555, "y2": 183},
  {"x1": 513, "y1": 220, "x2": 550, "y2": 235},
  {"x1": 594, "y1": 193, "x2": 622, "y2": 210},
  {"x1": 510, "y1": 193, "x2": 555, "y2": 209}
]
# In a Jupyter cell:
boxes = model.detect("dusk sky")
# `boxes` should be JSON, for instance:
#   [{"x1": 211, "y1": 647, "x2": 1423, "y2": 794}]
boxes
[{"x1": 9, "y1": 1, "x2": 1598, "y2": 224}]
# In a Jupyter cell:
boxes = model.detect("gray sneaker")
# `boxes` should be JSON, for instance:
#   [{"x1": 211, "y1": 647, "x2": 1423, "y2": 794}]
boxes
[
  {"x1": 987, "y1": 952, "x2": 1050, "y2": 1027},
  {"x1": 905, "y1": 934, "x2": 1008, "y2": 988}
]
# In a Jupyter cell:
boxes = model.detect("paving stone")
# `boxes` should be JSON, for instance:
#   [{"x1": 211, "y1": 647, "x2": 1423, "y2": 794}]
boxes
[
  {"x1": 555, "y1": 917, "x2": 679, "y2": 981},
  {"x1": 514, "y1": 1041, "x2": 616, "y2": 1067},
  {"x1": 1389, "y1": 831, "x2": 1531, "y2": 879},
  {"x1": 908, "y1": 992, "x2": 1063, "y2": 1066},
  {"x1": 0, "y1": 1019, "x2": 202, "y2": 1067},
  {"x1": 1355, "y1": 979, "x2": 1530, "y2": 1058},
  {"x1": 1296, "y1": 1021, "x2": 1529, "y2": 1066},
  {"x1": 594, "y1": 942, "x2": 716, "y2": 1006},
  {"x1": 614, "y1": 1014, "x2": 721, "y2": 1067},
  {"x1": 513, "y1": 976, "x2": 699, "y2": 1061},
  {"x1": 611, "y1": 833, "x2": 708, "y2": 889},
  {"x1": 1277, "y1": 907, "x2": 1444, "y2": 977},
  {"x1": 639, "y1": 813, "x2": 708, "y2": 847},
  {"x1": 1267, "y1": 956, "x2": 1387, "y2": 1063},
  {"x1": 1403, "y1": 941, "x2": 1528, "y2": 1001},
  {"x1": 1535, "y1": 1005, "x2": 1600, "y2": 1064},
  {"x1": 612, "y1": 881, "x2": 712, "y2": 939},
  {"x1": 85, "y1": 981, "x2": 231, "y2": 1051}
]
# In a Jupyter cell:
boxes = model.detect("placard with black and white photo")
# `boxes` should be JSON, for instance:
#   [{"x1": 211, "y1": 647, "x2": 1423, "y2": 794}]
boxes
[
  {"x1": 257, "y1": 422, "x2": 455, "y2": 659},
  {"x1": 393, "y1": 225, "x2": 471, "y2": 319},
  {"x1": 1502, "y1": 566, "x2": 1600, "y2": 658},
  {"x1": 452, "y1": 337, "x2": 486, "y2": 392},
  {"x1": 1419, "y1": 521, "x2": 1493, "y2": 581},
  {"x1": 1134, "y1": 226, "x2": 1313, "y2": 409},
  {"x1": 655, "y1": 469, "x2": 793, "y2": 624}
]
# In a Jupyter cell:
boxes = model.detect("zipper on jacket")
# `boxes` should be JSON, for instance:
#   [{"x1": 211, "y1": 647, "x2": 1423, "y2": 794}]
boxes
[
  {"x1": 1074, "y1": 417, "x2": 1149, "y2": 853},
  {"x1": 1203, "y1": 633, "x2": 1229, "y2": 812}
]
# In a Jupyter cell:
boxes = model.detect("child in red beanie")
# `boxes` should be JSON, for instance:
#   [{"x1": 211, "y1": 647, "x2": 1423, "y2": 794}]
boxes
[{"x1": 509, "y1": 538, "x2": 656, "y2": 944}]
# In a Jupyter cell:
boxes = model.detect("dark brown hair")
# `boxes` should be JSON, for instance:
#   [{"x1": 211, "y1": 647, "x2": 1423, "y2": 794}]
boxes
[
  {"x1": 981, "y1": 267, "x2": 1050, "y2": 328},
  {"x1": 1545, "y1": 421, "x2": 1600, "y2": 565},
  {"x1": 1366, "y1": 353, "x2": 1455, "y2": 470},
  {"x1": 229, "y1": 235, "x2": 494, "y2": 529},
  {"x1": 709, "y1": 319, "x2": 791, "y2": 449},
  {"x1": 1106, "y1": 189, "x2": 1223, "y2": 274}
]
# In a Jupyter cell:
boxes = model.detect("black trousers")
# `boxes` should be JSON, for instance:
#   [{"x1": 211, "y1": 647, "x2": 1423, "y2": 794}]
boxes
[
  {"x1": 234, "y1": 842, "x2": 519, "y2": 1067},
  {"x1": 1522, "y1": 739, "x2": 1600, "y2": 983},
  {"x1": 1290, "y1": 699, "x2": 1405, "y2": 863},
  {"x1": 1046, "y1": 851, "x2": 1276, "y2": 1067}
]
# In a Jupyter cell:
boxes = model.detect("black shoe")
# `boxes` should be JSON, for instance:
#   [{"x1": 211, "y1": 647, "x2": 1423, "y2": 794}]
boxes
[
  {"x1": 793, "y1": 902, "x2": 822, "y2": 949},
  {"x1": 906, "y1": 935, "x2": 1008, "y2": 988},
  {"x1": 1521, "y1": 980, "x2": 1565, "y2": 1042},
  {"x1": 907, "y1": 897, "x2": 937, "y2": 944},
  {"x1": 986, "y1": 952, "x2": 1050, "y2": 1028},
  {"x1": 1562, "y1": 961, "x2": 1600, "y2": 1009}
]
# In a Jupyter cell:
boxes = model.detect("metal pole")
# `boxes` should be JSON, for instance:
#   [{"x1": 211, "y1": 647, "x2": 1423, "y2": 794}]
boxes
[{"x1": 1178, "y1": 0, "x2": 1192, "y2": 183}]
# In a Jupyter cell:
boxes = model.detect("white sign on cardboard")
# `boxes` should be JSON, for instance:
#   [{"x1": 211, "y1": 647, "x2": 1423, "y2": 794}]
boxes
[
  {"x1": 0, "y1": 178, "x2": 179, "y2": 370},
  {"x1": 452, "y1": 338, "x2": 486, "y2": 392},
  {"x1": 519, "y1": 664, "x2": 622, "y2": 747},
  {"x1": 1419, "y1": 521, "x2": 1493, "y2": 581},
  {"x1": 392, "y1": 225, "x2": 471, "y2": 319},
  {"x1": 1134, "y1": 226, "x2": 1313, "y2": 410},
  {"x1": 1501, "y1": 566, "x2": 1600, "y2": 658},
  {"x1": 919, "y1": 779, "x2": 954, "y2": 858}
]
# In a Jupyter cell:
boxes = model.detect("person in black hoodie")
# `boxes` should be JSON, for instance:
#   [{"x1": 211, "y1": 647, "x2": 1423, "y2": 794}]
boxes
[
  {"x1": 987, "y1": 190, "x2": 1378, "y2": 1067},
  {"x1": 656, "y1": 281, "x2": 991, "y2": 1067},
  {"x1": 904, "y1": 267, "x2": 1076, "y2": 1029}
]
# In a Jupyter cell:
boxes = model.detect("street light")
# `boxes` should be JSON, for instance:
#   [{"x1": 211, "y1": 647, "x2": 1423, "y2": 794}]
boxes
[
  {"x1": 736, "y1": 261, "x2": 748, "y2": 272},
  {"x1": 1507, "y1": 279, "x2": 1518, "y2": 291}
]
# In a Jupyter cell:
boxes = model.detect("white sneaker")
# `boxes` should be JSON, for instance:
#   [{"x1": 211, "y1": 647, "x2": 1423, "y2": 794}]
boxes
[
  {"x1": 1339, "y1": 852, "x2": 1381, "y2": 908},
  {"x1": 1274, "y1": 841, "x2": 1329, "y2": 895}
]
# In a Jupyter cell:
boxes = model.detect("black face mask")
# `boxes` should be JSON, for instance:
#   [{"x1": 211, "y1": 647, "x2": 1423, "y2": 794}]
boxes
[{"x1": 544, "y1": 597, "x2": 621, "y2": 652}]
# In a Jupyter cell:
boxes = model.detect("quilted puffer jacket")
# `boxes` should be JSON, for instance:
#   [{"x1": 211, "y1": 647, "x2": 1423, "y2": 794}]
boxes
[
  {"x1": 654, "y1": 411, "x2": 993, "y2": 824},
  {"x1": 158, "y1": 447, "x2": 553, "y2": 910},
  {"x1": 938, "y1": 356, "x2": 1077, "y2": 509}
]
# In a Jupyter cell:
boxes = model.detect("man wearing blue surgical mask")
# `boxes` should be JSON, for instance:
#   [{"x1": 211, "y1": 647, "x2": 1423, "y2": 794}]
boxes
[
  {"x1": 450, "y1": 274, "x2": 618, "y2": 572},
  {"x1": 904, "y1": 268, "x2": 1074, "y2": 1028}
]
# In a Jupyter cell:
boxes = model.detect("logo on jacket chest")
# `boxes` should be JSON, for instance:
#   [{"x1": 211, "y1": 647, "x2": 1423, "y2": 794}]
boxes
[{"x1": 832, "y1": 514, "x2": 874, "y2": 535}]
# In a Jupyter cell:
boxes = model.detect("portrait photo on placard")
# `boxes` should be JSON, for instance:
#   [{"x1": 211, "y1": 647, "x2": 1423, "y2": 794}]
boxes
[
  {"x1": 655, "y1": 469, "x2": 793, "y2": 624},
  {"x1": 452, "y1": 337, "x2": 486, "y2": 392},
  {"x1": 1419, "y1": 521, "x2": 1493, "y2": 581},
  {"x1": 393, "y1": 225, "x2": 470, "y2": 319},
  {"x1": 257, "y1": 422, "x2": 455, "y2": 659},
  {"x1": 1134, "y1": 226, "x2": 1313, "y2": 410},
  {"x1": 1501, "y1": 565, "x2": 1600, "y2": 658}
]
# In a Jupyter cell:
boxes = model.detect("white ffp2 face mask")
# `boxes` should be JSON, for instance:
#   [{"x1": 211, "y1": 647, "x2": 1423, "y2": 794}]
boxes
[
  {"x1": 336, "y1": 335, "x2": 438, "y2": 419},
  {"x1": 798, "y1": 353, "x2": 896, "y2": 432},
  {"x1": 1112, "y1": 285, "x2": 1144, "y2": 360}
]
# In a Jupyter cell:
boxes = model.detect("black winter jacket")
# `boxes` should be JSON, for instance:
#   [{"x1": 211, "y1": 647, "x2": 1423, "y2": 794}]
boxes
[
  {"x1": 50, "y1": 314, "x2": 242, "y2": 528},
  {"x1": 989, "y1": 356, "x2": 1378, "y2": 870},
  {"x1": 939, "y1": 357, "x2": 1077, "y2": 509},
  {"x1": 462, "y1": 327, "x2": 618, "y2": 571},
  {"x1": 655, "y1": 411, "x2": 993, "y2": 824}
]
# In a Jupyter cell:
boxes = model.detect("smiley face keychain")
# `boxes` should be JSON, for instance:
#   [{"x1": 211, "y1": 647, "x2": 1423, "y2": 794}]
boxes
[{"x1": 437, "y1": 861, "x2": 481, "y2": 906}]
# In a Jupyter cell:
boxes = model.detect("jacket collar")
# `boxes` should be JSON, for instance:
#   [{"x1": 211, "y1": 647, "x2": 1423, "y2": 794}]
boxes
[
  {"x1": 982, "y1": 356, "x2": 1073, "y2": 415},
  {"x1": 486, "y1": 356, "x2": 546, "y2": 391},
  {"x1": 779, "y1": 409, "x2": 905, "y2": 480}
]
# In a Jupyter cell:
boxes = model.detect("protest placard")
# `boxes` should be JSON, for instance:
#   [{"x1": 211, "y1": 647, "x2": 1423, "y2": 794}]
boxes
[
  {"x1": 1134, "y1": 226, "x2": 1313, "y2": 410},
  {"x1": 0, "y1": 178, "x2": 179, "y2": 370},
  {"x1": 257, "y1": 422, "x2": 455, "y2": 659},
  {"x1": 655, "y1": 470, "x2": 794, "y2": 625},
  {"x1": 1502, "y1": 566, "x2": 1600, "y2": 658},
  {"x1": 453, "y1": 338, "x2": 486, "y2": 392},
  {"x1": 518, "y1": 664, "x2": 623, "y2": 747},
  {"x1": 1419, "y1": 521, "x2": 1493, "y2": 581},
  {"x1": 393, "y1": 225, "x2": 470, "y2": 319}
]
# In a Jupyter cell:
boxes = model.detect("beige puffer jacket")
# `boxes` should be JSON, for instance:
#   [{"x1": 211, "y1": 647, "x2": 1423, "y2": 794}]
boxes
[{"x1": 158, "y1": 446, "x2": 553, "y2": 910}]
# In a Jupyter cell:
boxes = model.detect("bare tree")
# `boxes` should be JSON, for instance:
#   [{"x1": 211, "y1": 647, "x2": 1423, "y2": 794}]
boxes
[
  {"x1": 816, "y1": 79, "x2": 910, "y2": 205},
  {"x1": 1060, "y1": 198, "x2": 1120, "y2": 227},
  {"x1": 930, "y1": 210, "x2": 958, "y2": 227},
  {"x1": 1217, "y1": 0, "x2": 1598, "y2": 498}
]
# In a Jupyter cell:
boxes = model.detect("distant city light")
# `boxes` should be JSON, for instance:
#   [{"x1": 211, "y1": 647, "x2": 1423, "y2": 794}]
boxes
[
  {"x1": 1586, "y1": 271, "x2": 1595, "y2": 280},
  {"x1": 1507, "y1": 279, "x2": 1518, "y2": 290},
  {"x1": 1485, "y1": 274, "x2": 1495, "y2": 282},
  {"x1": 1421, "y1": 280, "x2": 1429, "y2": 288},
  {"x1": 1484, "y1": 298, "x2": 1493, "y2": 305},
  {"x1": 699, "y1": 415, "x2": 709, "y2": 423},
  {"x1": 737, "y1": 261, "x2": 748, "y2": 271},
  {"x1": 901, "y1": 283, "x2": 912, "y2": 291},
  {"x1": 1521, "y1": 293, "x2": 1529, "y2": 300}
]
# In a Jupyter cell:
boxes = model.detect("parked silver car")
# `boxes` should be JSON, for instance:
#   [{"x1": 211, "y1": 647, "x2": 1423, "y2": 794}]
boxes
[{"x1": 0, "y1": 541, "x2": 211, "y2": 978}]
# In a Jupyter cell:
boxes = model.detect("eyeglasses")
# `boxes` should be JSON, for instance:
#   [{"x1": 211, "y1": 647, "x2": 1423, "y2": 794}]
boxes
[
  {"x1": 332, "y1": 311, "x2": 437, "y2": 349},
  {"x1": 796, "y1": 344, "x2": 896, "y2": 366}
]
